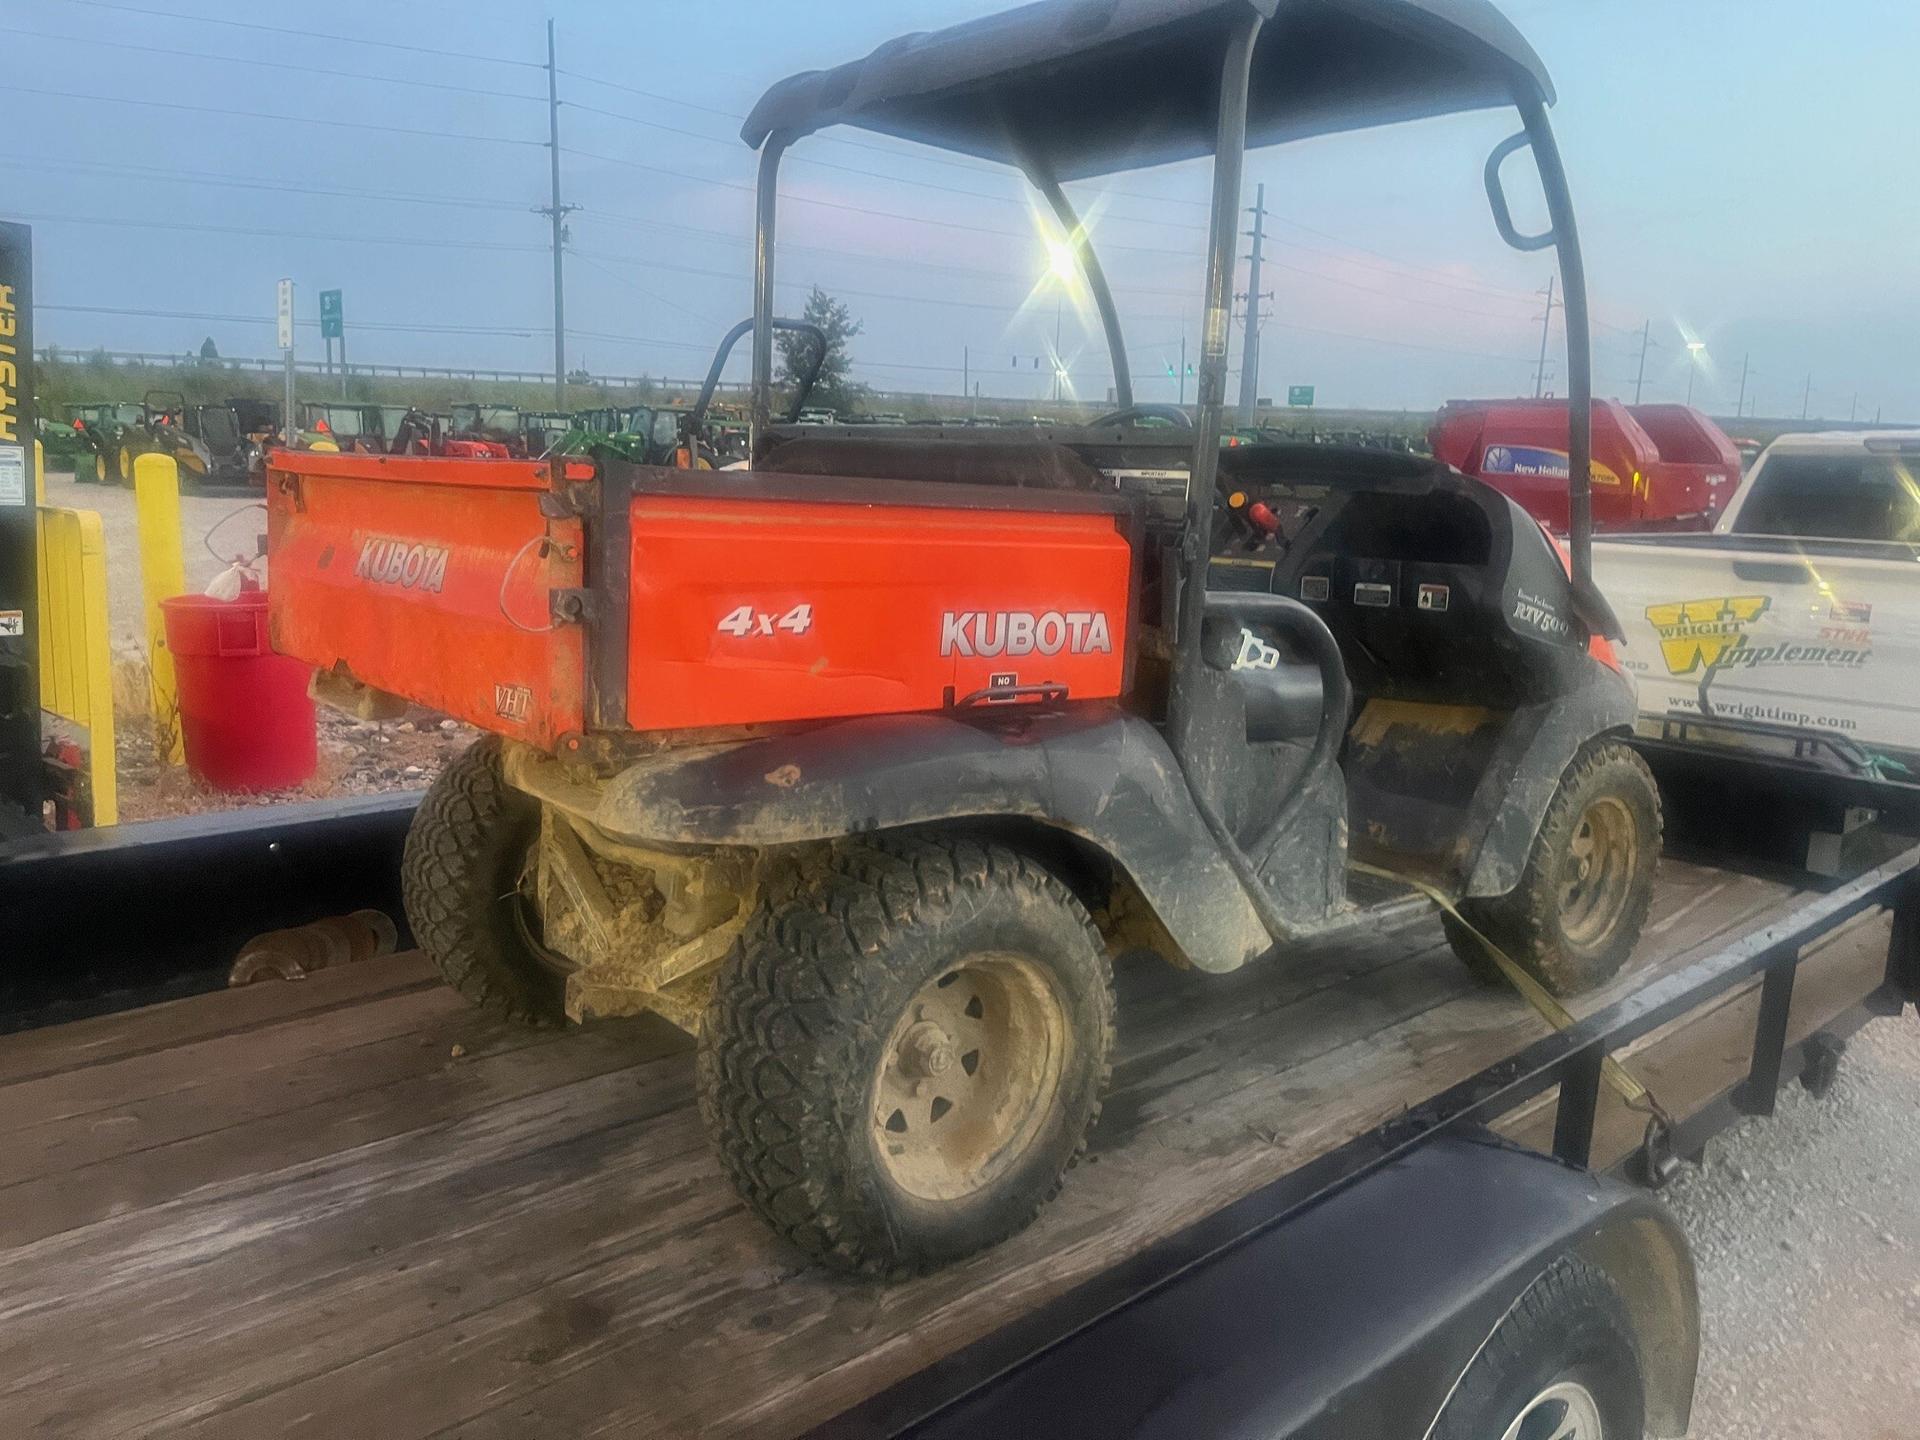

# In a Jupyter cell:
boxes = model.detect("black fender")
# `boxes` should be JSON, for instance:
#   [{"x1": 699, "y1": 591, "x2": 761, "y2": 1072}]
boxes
[
  {"x1": 578, "y1": 705, "x2": 1276, "y2": 972},
  {"x1": 843, "y1": 1132, "x2": 1698, "y2": 1440},
  {"x1": 1464, "y1": 661, "x2": 1639, "y2": 898}
]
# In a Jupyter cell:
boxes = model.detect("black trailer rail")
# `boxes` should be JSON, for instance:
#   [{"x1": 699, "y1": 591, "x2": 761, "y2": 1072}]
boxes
[
  {"x1": 825, "y1": 845, "x2": 1919, "y2": 1438},
  {"x1": 0, "y1": 793, "x2": 418, "y2": 1031}
]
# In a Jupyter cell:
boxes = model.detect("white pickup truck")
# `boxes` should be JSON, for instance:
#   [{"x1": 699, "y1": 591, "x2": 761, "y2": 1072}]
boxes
[{"x1": 1594, "y1": 430, "x2": 1920, "y2": 806}]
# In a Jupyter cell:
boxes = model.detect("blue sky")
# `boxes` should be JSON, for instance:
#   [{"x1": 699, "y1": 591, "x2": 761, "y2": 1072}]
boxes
[{"x1": 7, "y1": 0, "x2": 1916, "y2": 419}]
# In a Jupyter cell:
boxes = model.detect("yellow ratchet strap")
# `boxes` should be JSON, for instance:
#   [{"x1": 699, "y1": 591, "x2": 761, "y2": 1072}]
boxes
[{"x1": 1350, "y1": 860, "x2": 1673, "y2": 1130}]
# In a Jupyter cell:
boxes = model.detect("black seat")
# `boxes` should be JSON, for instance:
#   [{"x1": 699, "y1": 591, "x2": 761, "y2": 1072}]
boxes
[{"x1": 760, "y1": 436, "x2": 1107, "y2": 490}]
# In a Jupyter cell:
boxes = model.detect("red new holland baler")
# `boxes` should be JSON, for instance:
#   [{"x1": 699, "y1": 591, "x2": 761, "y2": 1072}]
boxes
[{"x1": 1430, "y1": 397, "x2": 1740, "y2": 532}]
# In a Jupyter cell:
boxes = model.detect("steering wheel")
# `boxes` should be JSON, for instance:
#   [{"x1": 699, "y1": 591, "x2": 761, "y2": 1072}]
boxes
[{"x1": 1088, "y1": 403, "x2": 1194, "y2": 430}]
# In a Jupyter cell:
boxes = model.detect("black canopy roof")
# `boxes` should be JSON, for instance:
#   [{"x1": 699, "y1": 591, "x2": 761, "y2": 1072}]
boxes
[{"x1": 742, "y1": 0, "x2": 1553, "y2": 180}]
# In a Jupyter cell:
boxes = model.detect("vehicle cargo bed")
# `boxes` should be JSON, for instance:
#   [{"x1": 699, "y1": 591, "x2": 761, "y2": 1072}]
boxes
[{"x1": 0, "y1": 862, "x2": 1895, "y2": 1439}]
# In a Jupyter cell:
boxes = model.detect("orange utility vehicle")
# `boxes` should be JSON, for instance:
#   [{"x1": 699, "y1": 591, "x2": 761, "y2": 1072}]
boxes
[{"x1": 268, "y1": 0, "x2": 1661, "y2": 1276}]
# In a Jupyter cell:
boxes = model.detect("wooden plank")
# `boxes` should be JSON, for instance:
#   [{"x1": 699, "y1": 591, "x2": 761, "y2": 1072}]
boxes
[
  {"x1": 0, "y1": 1011, "x2": 688, "y2": 1249},
  {"x1": 0, "y1": 861, "x2": 1824, "y2": 1440},
  {"x1": 0, "y1": 985, "x2": 474, "y2": 1138},
  {"x1": 0, "y1": 951, "x2": 438, "y2": 1086}
]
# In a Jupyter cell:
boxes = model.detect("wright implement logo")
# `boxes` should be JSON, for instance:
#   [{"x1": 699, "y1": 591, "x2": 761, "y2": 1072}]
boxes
[
  {"x1": 1643, "y1": 595, "x2": 1869, "y2": 676},
  {"x1": 354, "y1": 536, "x2": 449, "y2": 593},
  {"x1": 1645, "y1": 596, "x2": 1770, "y2": 674}
]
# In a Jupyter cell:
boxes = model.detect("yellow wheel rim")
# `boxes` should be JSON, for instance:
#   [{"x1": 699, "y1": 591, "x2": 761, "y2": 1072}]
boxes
[{"x1": 872, "y1": 954, "x2": 1070, "y2": 1203}]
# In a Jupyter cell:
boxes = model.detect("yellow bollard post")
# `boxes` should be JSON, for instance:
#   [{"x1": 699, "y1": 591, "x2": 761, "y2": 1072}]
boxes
[
  {"x1": 34, "y1": 437, "x2": 46, "y2": 503},
  {"x1": 134, "y1": 451, "x2": 186, "y2": 765}
]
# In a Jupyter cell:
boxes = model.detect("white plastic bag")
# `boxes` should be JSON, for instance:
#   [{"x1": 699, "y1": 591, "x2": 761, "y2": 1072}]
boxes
[{"x1": 204, "y1": 560, "x2": 260, "y2": 601}]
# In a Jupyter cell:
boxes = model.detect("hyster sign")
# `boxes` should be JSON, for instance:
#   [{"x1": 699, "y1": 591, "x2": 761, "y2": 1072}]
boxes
[{"x1": 0, "y1": 220, "x2": 39, "y2": 828}]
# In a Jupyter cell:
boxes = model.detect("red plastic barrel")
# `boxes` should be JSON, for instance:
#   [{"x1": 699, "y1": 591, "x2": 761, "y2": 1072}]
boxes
[{"x1": 160, "y1": 591, "x2": 317, "y2": 791}]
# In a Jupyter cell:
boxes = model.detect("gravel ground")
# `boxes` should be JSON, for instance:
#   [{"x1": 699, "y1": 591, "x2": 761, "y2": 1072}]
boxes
[
  {"x1": 1663, "y1": 1015, "x2": 1920, "y2": 1439},
  {"x1": 41, "y1": 467, "x2": 475, "y2": 820}
]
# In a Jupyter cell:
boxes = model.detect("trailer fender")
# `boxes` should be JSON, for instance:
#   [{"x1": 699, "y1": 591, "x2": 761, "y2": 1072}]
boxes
[
  {"x1": 857, "y1": 1133, "x2": 1699, "y2": 1440},
  {"x1": 551, "y1": 706, "x2": 1275, "y2": 972}
]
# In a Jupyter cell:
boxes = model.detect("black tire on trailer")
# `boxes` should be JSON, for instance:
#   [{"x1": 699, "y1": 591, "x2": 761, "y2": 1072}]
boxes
[
  {"x1": 1430, "y1": 1256, "x2": 1646, "y2": 1440},
  {"x1": 1447, "y1": 740, "x2": 1661, "y2": 998},
  {"x1": 400, "y1": 736, "x2": 564, "y2": 1025},
  {"x1": 697, "y1": 832, "x2": 1116, "y2": 1277}
]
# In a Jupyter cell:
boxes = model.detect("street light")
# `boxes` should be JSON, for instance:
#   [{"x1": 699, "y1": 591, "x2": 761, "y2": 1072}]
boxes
[{"x1": 1684, "y1": 340, "x2": 1707, "y2": 406}]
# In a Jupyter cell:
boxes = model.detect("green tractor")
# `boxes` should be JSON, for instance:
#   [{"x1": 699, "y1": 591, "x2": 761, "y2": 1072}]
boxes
[
  {"x1": 66, "y1": 402, "x2": 147, "y2": 484},
  {"x1": 565, "y1": 403, "x2": 721, "y2": 467}
]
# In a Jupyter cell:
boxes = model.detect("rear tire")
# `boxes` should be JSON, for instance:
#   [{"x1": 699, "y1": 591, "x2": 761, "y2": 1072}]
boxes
[
  {"x1": 1448, "y1": 740, "x2": 1661, "y2": 998},
  {"x1": 697, "y1": 832, "x2": 1115, "y2": 1277},
  {"x1": 1431, "y1": 1256, "x2": 1646, "y2": 1440},
  {"x1": 401, "y1": 737, "x2": 563, "y2": 1025}
]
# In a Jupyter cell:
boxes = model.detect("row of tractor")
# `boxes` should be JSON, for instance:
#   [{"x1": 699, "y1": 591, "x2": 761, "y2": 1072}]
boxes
[
  {"x1": 63, "y1": 391, "x2": 276, "y2": 489},
  {"x1": 53, "y1": 393, "x2": 764, "y2": 489}
]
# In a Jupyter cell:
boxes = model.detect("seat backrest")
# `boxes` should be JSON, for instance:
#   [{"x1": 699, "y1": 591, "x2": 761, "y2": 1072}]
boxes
[{"x1": 759, "y1": 436, "x2": 1108, "y2": 491}]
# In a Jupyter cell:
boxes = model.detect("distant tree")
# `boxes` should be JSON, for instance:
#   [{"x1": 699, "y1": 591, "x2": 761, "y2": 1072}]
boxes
[
  {"x1": 197, "y1": 336, "x2": 221, "y2": 365},
  {"x1": 777, "y1": 285, "x2": 864, "y2": 413}
]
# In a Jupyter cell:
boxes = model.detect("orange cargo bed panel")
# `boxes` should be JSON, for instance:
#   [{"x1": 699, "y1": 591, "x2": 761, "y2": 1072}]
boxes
[
  {"x1": 623, "y1": 495, "x2": 1133, "y2": 731},
  {"x1": 268, "y1": 459, "x2": 586, "y2": 747}
]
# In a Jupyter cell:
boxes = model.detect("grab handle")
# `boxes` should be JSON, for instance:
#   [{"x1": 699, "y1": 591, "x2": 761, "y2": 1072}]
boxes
[{"x1": 1484, "y1": 131, "x2": 1557, "y2": 253}]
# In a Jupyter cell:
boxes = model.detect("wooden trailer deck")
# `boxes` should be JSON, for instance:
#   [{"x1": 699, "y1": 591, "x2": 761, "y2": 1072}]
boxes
[{"x1": 0, "y1": 860, "x2": 1897, "y2": 1439}]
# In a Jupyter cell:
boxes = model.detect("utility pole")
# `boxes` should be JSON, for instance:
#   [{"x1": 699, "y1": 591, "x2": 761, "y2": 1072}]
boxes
[
  {"x1": 1850, "y1": 392, "x2": 1858, "y2": 423},
  {"x1": 1802, "y1": 372, "x2": 1812, "y2": 422},
  {"x1": 1052, "y1": 296, "x2": 1063, "y2": 405},
  {"x1": 1236, "y1": 183, "x2": 1269, "y2": 424},
  {"x1": 539, "y1": 20, "x2": 575, "y2": 409},
  {"x1": 1533, "y1": 274, "x2": 1558, "y2": 399},
  {"x1": 963, "y1": 346, "x2": 970, "y2": 414},
  {"x1": 1735, "y1": 353, "x2": 1750, "y2": 417},
  {"x1": 1180, "y1": 333, "x2": 1187, "y2": 407},
  {"x1": 277, "y1": 278, "x2": 295, "y2": 447},
  {"x1": 1633, "y1": 318, "x2": 1653, "y2": 404}
]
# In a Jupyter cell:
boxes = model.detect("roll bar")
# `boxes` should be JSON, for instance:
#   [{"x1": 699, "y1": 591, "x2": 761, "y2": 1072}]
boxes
[
  {"x1": 1023, "y1": 164, "x2": 1134, "y2": 412},
  {"x1": 1486, "y1": 101, "x2": 1604, "y2": 619},
  {"x1": 691, "y1": 316, "x2": 829, "y2": 436}
]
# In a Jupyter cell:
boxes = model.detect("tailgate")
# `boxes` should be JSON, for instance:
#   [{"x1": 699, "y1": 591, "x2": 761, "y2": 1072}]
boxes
[{"x1": 267, "y1": 452, "x2": 587, "y2": 748}]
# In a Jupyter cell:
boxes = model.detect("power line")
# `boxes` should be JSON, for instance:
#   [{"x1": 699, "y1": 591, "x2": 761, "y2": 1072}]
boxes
[
  {"x1": 563, "y1": 148, "x2": 1538, "y2": 322},
  {"x1": 0, "y1": 154, "x2": 527, "y2": 215},
  {"x1": 572, "y1": 254, "x2": 730, "y2": 328},
  {"x1": 3, "y1": 25, "x2": 548, "y2": 102},
  {"x1": 38, "y1": 302, "x2": 544, "y2": 337},
  {"x1": 30, "y1": 6, "x2": 1564, "y2": 318},
  {"x1": 45, "y1": 0, "x2": 541, "y2": 69},
  {"x1": 9, "y1": 83, "x2": 544, "y2": 145},
  {"x1": 571, "y1": 247, "x2": 1537, "y2": 368},
  {"x1": 14, "y1": 210, "x2": 545, "y2": 254}
]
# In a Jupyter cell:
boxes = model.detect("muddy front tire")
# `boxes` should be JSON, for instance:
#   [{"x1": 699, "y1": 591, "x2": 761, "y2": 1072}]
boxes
[
  {"x1": 1449, "y1": 740, "x2": 1661, "y2": 998},
  {"x1": 697, "y1": 833, "x2": 1115, "y2": 1277},
  {"x1": 401, "y1": 737, "x2": 563, "y2": 1025}
]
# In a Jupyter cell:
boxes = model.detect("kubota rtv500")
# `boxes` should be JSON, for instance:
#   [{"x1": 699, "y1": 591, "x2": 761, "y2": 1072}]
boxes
[{"x1": 268, "y1": 0, "x2": 1660, "y2": 1275}]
